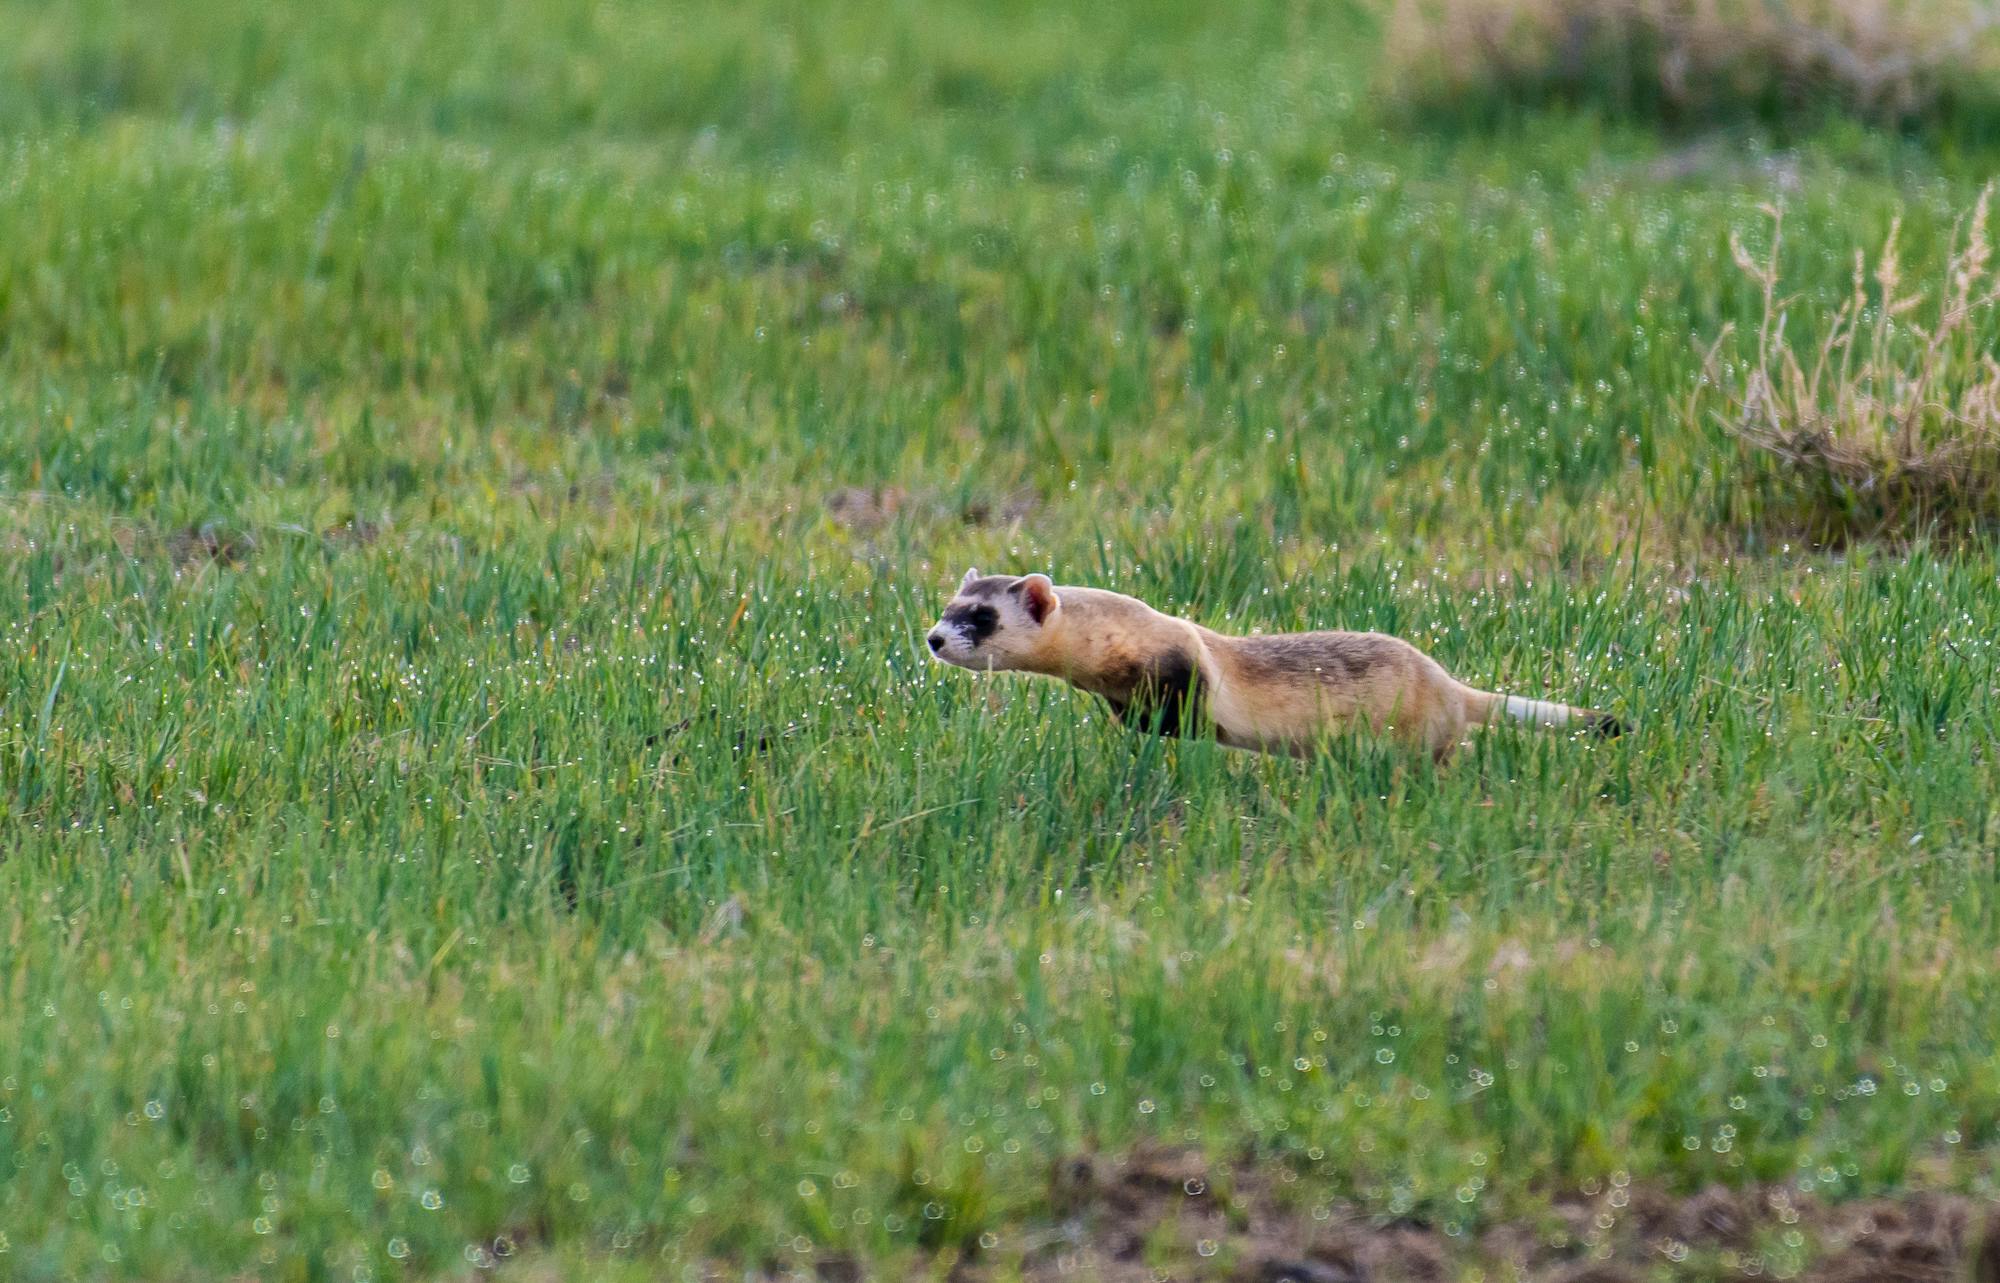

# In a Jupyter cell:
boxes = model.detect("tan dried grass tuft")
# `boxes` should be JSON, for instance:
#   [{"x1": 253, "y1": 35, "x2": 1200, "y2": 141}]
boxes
[
  {"x1": 1379, "y1": 0, "x2": 2000, "y2": 119},
  {"x1": 1696, "y1": 188, "x2": 2000, "y2": 540}
]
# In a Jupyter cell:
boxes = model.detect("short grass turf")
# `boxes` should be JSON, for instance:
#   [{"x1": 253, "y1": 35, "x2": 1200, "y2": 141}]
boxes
[{"x1": 4, "y1": 0, "x2": 2000, "y2": 1278}]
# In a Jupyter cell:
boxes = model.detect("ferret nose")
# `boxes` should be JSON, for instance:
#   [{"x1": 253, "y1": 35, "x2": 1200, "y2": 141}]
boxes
[{"x1": 927, "y1": 631, "x2": 945, "y2": 653}]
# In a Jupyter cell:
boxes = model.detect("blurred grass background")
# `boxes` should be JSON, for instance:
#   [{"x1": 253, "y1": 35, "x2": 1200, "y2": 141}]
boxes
[{"x1": 2, "y1": 0, "x2": 1999, "y2": 1278}]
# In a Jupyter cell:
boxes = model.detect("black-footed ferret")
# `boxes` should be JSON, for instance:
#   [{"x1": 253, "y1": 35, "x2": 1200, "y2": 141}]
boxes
[{"x1": 926, "y1": 570, "x2": 1624, "y2": 760}]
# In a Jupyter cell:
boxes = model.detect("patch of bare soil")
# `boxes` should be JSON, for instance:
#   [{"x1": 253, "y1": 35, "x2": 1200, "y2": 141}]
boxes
[
  {"x1": 165, "y1": 521, "x2": 255, "y2": 567},
  {"x1": 825, "y1": 485, "x2": 1037, "y2": 535},
  {"x1": 934, "y1": 1147, "x2": 2000, "y2": 1283},
  {"x1": 321, "y1": 516, "x2": 385, "y2": 548}
]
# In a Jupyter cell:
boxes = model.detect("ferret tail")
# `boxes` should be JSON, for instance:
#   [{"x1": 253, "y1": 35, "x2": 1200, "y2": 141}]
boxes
[{"x1": 1459, "y1": 685, "x2": 1626, "y2": 738}]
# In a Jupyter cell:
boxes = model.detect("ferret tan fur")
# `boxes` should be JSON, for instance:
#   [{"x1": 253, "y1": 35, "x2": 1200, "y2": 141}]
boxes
[{"x1": 926, "y1": 570, "x2": 1623, "y2": 760}]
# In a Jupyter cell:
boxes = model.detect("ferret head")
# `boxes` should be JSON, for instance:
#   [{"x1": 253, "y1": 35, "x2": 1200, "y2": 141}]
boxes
[{"x1": 926, "y1": 569, "x2": 1060, "y2": 671}]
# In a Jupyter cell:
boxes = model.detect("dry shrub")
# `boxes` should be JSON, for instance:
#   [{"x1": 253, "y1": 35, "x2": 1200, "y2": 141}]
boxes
[
  {"x1": 1696, "y1": 188, "x2": 2000, "y2": 541},
  {"x1": 1379, "y1": 0, "x2": 2000, "y2": 121}
]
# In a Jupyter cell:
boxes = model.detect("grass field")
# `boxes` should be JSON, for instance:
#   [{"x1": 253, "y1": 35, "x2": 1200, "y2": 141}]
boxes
[{"x1": 4, "y1": 1, "x2": 2000, "y2": 1278}]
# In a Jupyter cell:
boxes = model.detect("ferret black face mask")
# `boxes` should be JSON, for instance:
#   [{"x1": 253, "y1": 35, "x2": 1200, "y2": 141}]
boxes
[{"x1": 926, "y1": 569, "x2": 1058, "y2": 669}]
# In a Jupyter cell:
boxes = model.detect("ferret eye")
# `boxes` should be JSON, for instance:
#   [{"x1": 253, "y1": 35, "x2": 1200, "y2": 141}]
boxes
[{"x1": 942, "y1": 603, "x2": 1000, "y2": 643}]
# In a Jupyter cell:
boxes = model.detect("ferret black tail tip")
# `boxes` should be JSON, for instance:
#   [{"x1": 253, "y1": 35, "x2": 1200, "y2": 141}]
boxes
[{"x1": 1592, "y1": 714, "x2": 1629, "y2": 739}]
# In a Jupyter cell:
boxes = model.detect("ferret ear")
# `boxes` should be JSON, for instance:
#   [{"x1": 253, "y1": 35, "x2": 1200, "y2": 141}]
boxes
[
  {"x1": 959, "y1": 567, "x2": 981, "y2": 591},
  {"x1": 1018, "y1": 573, "x2": 1059, "y2": 624}
]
